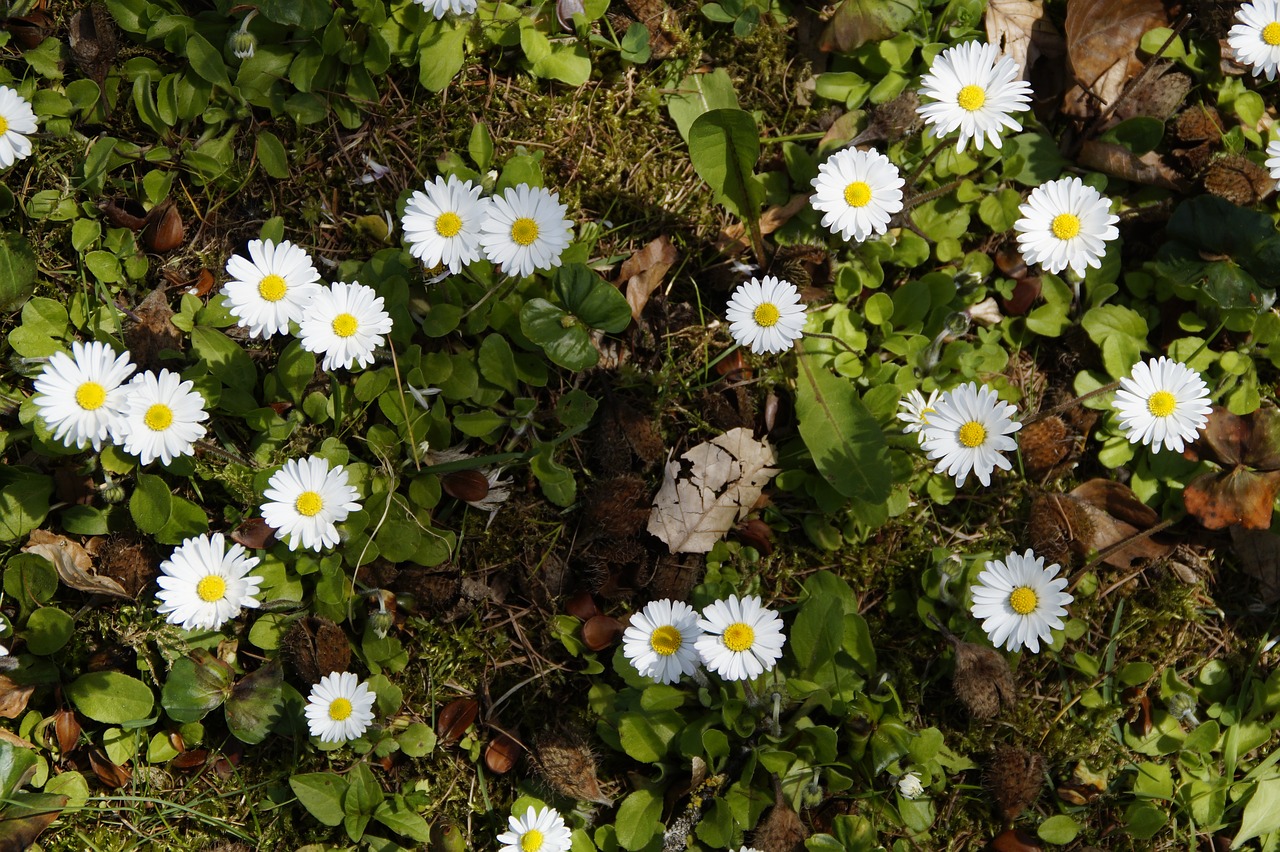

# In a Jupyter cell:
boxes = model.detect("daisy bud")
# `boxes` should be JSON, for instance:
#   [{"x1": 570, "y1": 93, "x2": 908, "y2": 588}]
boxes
[{"x1": 897, "y1": 771, "x2": 925, "y2": 800}]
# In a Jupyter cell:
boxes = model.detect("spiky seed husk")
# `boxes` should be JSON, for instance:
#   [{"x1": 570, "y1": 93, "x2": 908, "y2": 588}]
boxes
[
  {"x1": 1019, "y1": 416, "x2": 1073, "y2": 481},
  {"x1": 952, "y1": 638, "x2": 1017, "y2": 719},
  {"x1": 751, "y1": 781, "x2": 808, "y2": 852},
  {"x1": 1172, "y1": 105, "x2": 1224, "y2": 143},
  {"x1": 1203, "y1": 154, "x2": 1273, "y2": 207},
  {"x1": 391, "y1": 566, "x2": 463, "y2": 617},
  {"x1": 986, "y1": 745, "x2": 1045, "y2": 822},
  {"x1": 97, "y1": 534, "x2": 157, "y2": 598},
  {"x1": 581, "y1": 475, "x2": 650, "y2": 540},
  {"x1": 534, "y1": 725, "x2": 612, "y2": 806},
  {"x1": 281, "y1": 616, "x2": 350, "y2": 686}
]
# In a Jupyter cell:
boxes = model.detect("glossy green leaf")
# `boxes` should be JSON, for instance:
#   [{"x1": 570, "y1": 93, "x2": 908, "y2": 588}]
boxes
[
  {"x1": 687, "y1": 108, "x2": 764, "y2": 222},
  {"x1": 66, "y1": 672, "x2": 155, "y2": 724}
]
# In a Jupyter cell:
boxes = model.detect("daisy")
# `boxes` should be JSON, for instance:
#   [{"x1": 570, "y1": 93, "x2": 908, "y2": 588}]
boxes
[
  {"x1": 809, "y1": 147, "x2": 904, "y2": 242},
  {"x1": 155, "y1": 533, "x2": 264, "y2": 631},
  {"x1": 114, "y1": 369, "x2": 209, "y2": 465},
  {"x1": 695, "y1": 594, "x2": 786, "y2": 681},
  {"x1": 0, "y1": 86, "x2": 37, "y2": 169},
  {"x1": 622, "y1": 599, "x2": 703, "y2": 684},
  {"x1": 1266, "y1": 139, "x2": 1280, "y2": 185},
  {"x1": 497, "y1": 806, "x2": 572, "y2": 852},
  {"x1": 478, "y1": 184, "x2": 573, "y2": 279},
  {"x1": 221, "y1": 239, "x2": 323, "y2": 338},
  {"x1": 413, "y1": 0, "x2": 478, "y2": 18},
  {"x1": 916, "y1": 41, "x2": 1032, "y2": 153},
  {"x1": 298, "y1": 281, "x2": 394, "y2": 371},
  {"x1": 725, "y1": 276, "x2": 807, "y2": 355},
  {"x1": 898, "y1": 772, "x2": 926, "y2": 800},
  {"x1": 32, "y1": 341, "x2": 136, "y2": 451},
  {"x1": 1228, "y1": 0, "x2": 1280, "y2": 80},
  {"x1": 1112, "y1": 357, "x2": 1212, "y2": 453},
  {"x1": 1013, "y1": 177, "x2": 1120, "y2": 277},
  {"x1": 969, "y1": 549, "x2": 1072, "y2": 654},
  {"x1": 919, "y1": 382, "x2": 1022, "y2": 488},
  {"x1": 897, "y1": 388, "x2": 940, "y2": 439},
  {"x1": 402, "y1": 175, "x2": 490, "y2": 274},
  {"x1": 260, "y1": 455, "x2": 361, "y2": 552},
  {"x1": 304, "y1": 672, "x2": 377, "y2": 743}
]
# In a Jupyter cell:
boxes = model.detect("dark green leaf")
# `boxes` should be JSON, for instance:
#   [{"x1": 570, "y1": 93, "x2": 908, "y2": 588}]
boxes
[
  {"x1": 555, "y1": 264, "x2": 632, "y2": 333},
  {"x1": 23, "y1": 607, "x2": 73, "y2": 655},
  {"x1": 520, "y1": 298, "x2": 598, "y2": 370},
  {"x1": 795, "y1": 354, "x2": 891, "y2": 503},
  {"x1": 161, "y1": 650, "x2": 234, "y2": 723},
  {"x1": 224, "y1": 660, "x2": 283, "y2": 744},
  {"x1": 0, "y1": 233, "x2": 38, "y2": 311},
  {"x1": 185, "y1": 34, "x2": 231, "y2": 89},
  {"x1": 255, "y1": 131, "x2": 290, "y2": 179},
  {"x1": 130, "y1": 473, "x2": 172, "y2": 534}
]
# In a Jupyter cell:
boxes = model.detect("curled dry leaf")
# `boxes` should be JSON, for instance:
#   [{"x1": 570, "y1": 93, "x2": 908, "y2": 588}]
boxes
[
  {"x1": 0, "y1": 676, "x2": 35, "y2": 720},
  {"x1": 1077, "y1": 140, "x2": 1188, "y2": 191},
  {"x1": 1028, "y1": 480, "x2": 1173, "y2": 569},
  {"x1": 617, "y1": 235, "x2": 678, "y2": 322},
  {"x1": 985, "y1": 0, "x2": 1064, "y2": 82},
  {"x1": 1184, "y1": 405, "x2": 1280, "y2": 530},
  {"x1": 54, "y1": 709, "x2": 81, "y2": 754},
  {"x1": 142, "y1": 200, "x2": 185, "y2": 252},
  {"x1": 647, "y1": 428, "x2": 779, "y2": 554},
  {"x1": 88, "y1": 746, "x2": 132, "y2": 789},
  {"x1": 24, "y1": 530, "x2": 131, "y2": 600},
  {"x1": 1062, "y1": 0, "x2": 1168, "y2": 119}
]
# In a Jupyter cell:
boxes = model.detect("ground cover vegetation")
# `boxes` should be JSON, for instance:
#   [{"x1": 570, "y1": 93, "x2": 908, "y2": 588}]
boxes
[{"x1": 0, "y1": 0, "x2": 1278, "y2": 848}]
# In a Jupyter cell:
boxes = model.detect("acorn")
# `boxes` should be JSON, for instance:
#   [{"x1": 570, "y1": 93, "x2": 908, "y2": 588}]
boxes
[
  {"x1": 142, "y1": 200, "x2": 185, "y2": 252},
  {"x1": 986, "y1": 745, "x2": 1044, "y2": 823},
  {"x1": 442, "y1": 470, "x2": 489, "y2": 503},
  {"x1": 581, "y1": 615, "x2": 623, "y2": 651},
  {"x1": 534, "y1": 724, "x2": 612, "y2": 805},
  {"x1": 484, "y1": 731, "x2": 524, "y2": 774}
]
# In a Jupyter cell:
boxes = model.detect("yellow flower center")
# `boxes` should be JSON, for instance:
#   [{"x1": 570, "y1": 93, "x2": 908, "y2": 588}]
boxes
[
  {"x1": 956, "y1": 84, "x2": 986, "y2": 111},
  {"x1": 920, "y1": 406, "x2": 936, "y2": 423},
  {"x1": 328, "y1": 697, "x2": 353, "y2": 721},
  {"x1": 649, "y1": 625, "x2": 683, "y2": 656},
  {"x1": 511, "y1": 217, "x2": 540, "y2": 246},
  {"x1": 0, "y1": 117, "x2": 8, "y2": 135},
  {"x1": 435, "y1": 211, "x2": 463, "y2": 237},
  {"x1": 75, "y1": 381, "x2": 107, "y2": 411},
  {"x1": 144, "y1": 403, "x2": 174, "y2": 431},
  {"x1": 331, "y1": 313, "x2": 359, "y2": 338},
  {"x1": 1263, "y1": 21, "x2": 1280, "y2": 45},
  {"x1": 1051, "y1": 213, "x2": 1081, "y2": 240},
  {"x1": 753, "y1": 302, "x2": 781, "y2": 327},
  {"x1": 1009, "y1": 586, "x2": 1038, "y2": 615},
  {"x1": 844, "y1": 181, "x2": 872, "y2": 208},
  {"x1": 723, "y1": 622, "x2": 755, "y2": 653},
  {"x1": 957, "y1": 420, "x2": 986, "y2": 448},
  {"x1": 257, "y1": 274, "x2": 287, "y2": 302},
  {"x1": 521, "y1": 829, "x2": 544, "y2": 852},
  {"x1": 196, "y1": 574, "x2": 227, "y2": 603},
  {"x1": 295, "y1": 491, "x2": 324, "y2": 517},
  {"x1": 1147, "y1": 390, "x2": 1177, "y2": 418}
]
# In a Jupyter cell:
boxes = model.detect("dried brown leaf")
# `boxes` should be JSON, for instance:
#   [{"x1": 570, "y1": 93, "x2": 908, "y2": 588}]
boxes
[
  {"x1": 1063, "y1": 0, "x2": 1168, "y2": 117},
  {"x1": 1185, "y1": 468, "x2": 1280, "y2": 530},
  {"x1": 437, "y1": 698, "x2": 479, "y2": 744},
  {"x1": 88, "y1": 747, "x2": 131, "y2": 789},
  {"x1": 1077, "y1": 140, "x2": 1188, "y2": 190},
  {"x1": 985, "y1": 0, "x2": 1064, "y2": 81},
  {"x1": 0, "y1": 677, "x2": 34, "y2": 720},
  {"x1": 24, "y1": 530, "x2": 131, "y2": 600},
  {"x1": 1231, "y1": 526, "x2": 1280, "y2": 604},
  {"x1": 617, "y1": 236, "x2": 678, "y2": 322},
  {"x1": 0, "y1": 794, "x2": 67, "y2": 850}
]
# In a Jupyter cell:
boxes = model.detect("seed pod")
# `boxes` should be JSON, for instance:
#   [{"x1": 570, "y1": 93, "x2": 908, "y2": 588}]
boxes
[
  {"x1": 534, "y1": 725, "x2": 612, "y2": 805},
  {"x1": 54, "y1": 709, "x2": 81, "y2": 754},
  {"x1": 736, "y1": 518, "x2": 773, "y2": 555},
  {"x1": 929, "y1": 615, "x2": 1016, "y2": 719},
  {"x1": 565, "y1": 591, "x2": 600, "y2": 622},
  {"x1": 442, "y1": 470, "x2": 489, "y2": 503},
  {"x1": 281, "y1": 616, "x2": 351, "y2": 687},
  {"x1": 581, "y1": 615, "x2": 623, "y2": 651},
  {"x1": 986, "y1": 745, "x2": 1044, "y2": 823},
  {"x1": 484, "y1": 731, "x2": 524, "y2": 774},
  {"x1": 143, "y1": 201, "x2": 184, "y2": 252}
]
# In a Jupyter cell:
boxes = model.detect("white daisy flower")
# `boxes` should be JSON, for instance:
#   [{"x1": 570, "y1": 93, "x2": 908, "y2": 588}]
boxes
[
  {"x1": 298, "y1": 281, "x2": 394, "y2": 371},
  {"x1": 1112, "y1": 357, "x2": 1212, "y2": 453},
  {"x1": 1013, "y1": 177, "x2": 1120, "y2": 277},
  {"x1": 898, "y1": 772, "x2": 925, "y2": 800},
  {"x1": 809, "y1": 147, "x2": 905, "y2": 242},
  {"x1": 622, "y1": 599, "x2": 703, "y2": 684},
  {"x1": 0, "y1": 85, "x2": 38, "y2": 169},
  {"x1": 260, "y1": 455, "x2": 362, "y2": 552},
  {"x1": 221, "y1": 239, "x2": 323, "y2": 338},
  {"x1": 402, "y1": 175, "x2": 490, "y2": 274},
  {"x1": 32, "y1": 341, "x2": 136, "y2": 451},
  {"x1": 916, "y1": 41, "x2": 1032, "y2": 153},
  {"x1": 114, "y1": 370, "x2": 209, "y2": 466},
  {"x1": 413, "y1": 0, "x2": 478, "y2": 18},
  {"x1": 725, "y1": 276, "x2": 807, "y2": 355},
  {"x1": 1266, "y1": 139, "x2": 1280, "y2": 185},
  {"x1": 695, "y1": 594, "x2": 786, "y2": 681},
  {"x1": 969, "y1": 549, "x2": 1072, "y2": 654},
  {"x1": 478, "y1": 184, "x2": 573, "y2": 279},
  {"x1": 897, "y1": 388, "x2": 940, "y2": 439},
  {"x1": 919, "y1": 382, "x2": 1022, "y2": 488},
  {"x1": 497, "y1": 806, "x2": 572, "y2": 852},
  {"x1": 155, "y1": 533, "x2": 264, "y2": 631},
  {"x1": 304, "y1": 671, "x2": 377, "y2": 743},
  {"x1": 1228, "y1": 0, "x2": 1280, "y2": 80}
]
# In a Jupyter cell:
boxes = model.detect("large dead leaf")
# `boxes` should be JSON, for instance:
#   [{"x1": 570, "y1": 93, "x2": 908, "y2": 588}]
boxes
[
  {"x1": 647, "y1": 428, "x2": 778, "y2": 553},
  {"x1": 985, "y1": 0, "x2": 1064, "y2": 81},
  {"x1": 24, "y1": 531, "x2": 131, "y2": 600},
  {"x1": 616, "y1": 236, "x2": 678, "y2": 322},
  {"x1": 1183, "y1": 406, "x2": 1280, "y2": 530},
  {"x1": 0, "y1": 794, "x2": 68, "y2": 852},
  {"x1": 1062, "y1": 0, "x2": 1168, "y2": 118},
  {"x1": 0, "y1": 677, "x2": 34, "y2": 720}
]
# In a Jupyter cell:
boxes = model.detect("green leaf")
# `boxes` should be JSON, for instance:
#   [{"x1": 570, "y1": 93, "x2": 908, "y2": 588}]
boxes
[
  {"x1": 396, "y1": 722, "x2": 436, "y2": 758},
  {"x1": 192, "y1": 326, "x2": 257, "y2": 392},
  {"x1": 617, "y1": 711, "x2": 682, "y2": 763},
  {"x1": 614, "y1": 787, "x2": 663, "y2": 851},
  {"x1": 23, "y1": 607, "x2": 73, "y2": 655},
  {"x1": 1099, "y1": 116, "x2": 1165, "y2": 154},
  {"x1": 374, "y1": 797, "x2": 431, "y2": 842},
  {"x1": 687, "y1": 108, "x2": 764, "y2": 223},
  {"x1": 343, "y1": 762, "x2": 382, "y2": 842},
  {"x1": 555, "y1": 264, "x2": 632, "y2": 333},
  {"x1": 156, "y1": 494, "x2": 210, "y2": 545},
  {"x1": 275, "y1": 339, "x2": 316, "y2": 405},
  {"x1": 185, "y1": 34, "x2": 231, "y2": 89},
  {"x1": 478, "y1": 334, "x2": 519, "y2": 394},
  {"x1": 130, "y1": 473, "x2": 172, "y2": 534},
  {"x1": 532, "y1": 42, "x2": 591, "y2": 86},
  {"x1": 820, "y1": 0, "x2": 920, "y2": 52},
  {"x1": 4, "y1": 554, "x2": 58, "y2": 613},
  {"x1": 468, "y1": 123, "x2": 494, "y2": 171},
  {"x1": 667, "y1": 69, "x2": 740, "y2": 144},
  {"x1": 1037, "y1": 814, "x2": 1081, "y2": 844},
  {"x1": 66, "y1": 672, "x2": 155, "y2": 724},
  {"x1": 1081, "y1": 304, "x2": 1148, "y2": 378},
  {"x1": 224, "y1": 660, "x2": 283, "y2": 744},
  {"x1": 290, "y1": 773, "x2": 348, "y2": 827},
  {"x1": 0, "y1": 742, "x2": 38, "y2": 801},
  {"x1": 18, "y1": 297, "x2": 68, "y2": 341},
  {"x1": 520, "y1": 298, "x2": 598, "y2": 370},
  {"x1": 791, "y1": 582, "x2": 843, "y2": 678},
  {"x1": 1233, "y1": 777, "x2": 1280, "y2": 849},
  {"x1": 795, "y1": 354, "x2": 891, "y2": 503},
  {"x1": 418, "y1": 19, "x2": 466, "y2": 92},
  {"x1": 531, "y1": 443, "x2": 575, "y2": 506},
  {"x1": 255, "y1": 131, "x2": 290, "y2": 179},
  {"x1": 161, "y1": 650, "x2": 235, "y2": 723},
  {"x1": 0, "y1": 473, "x2": 52, "y2": 543}
]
